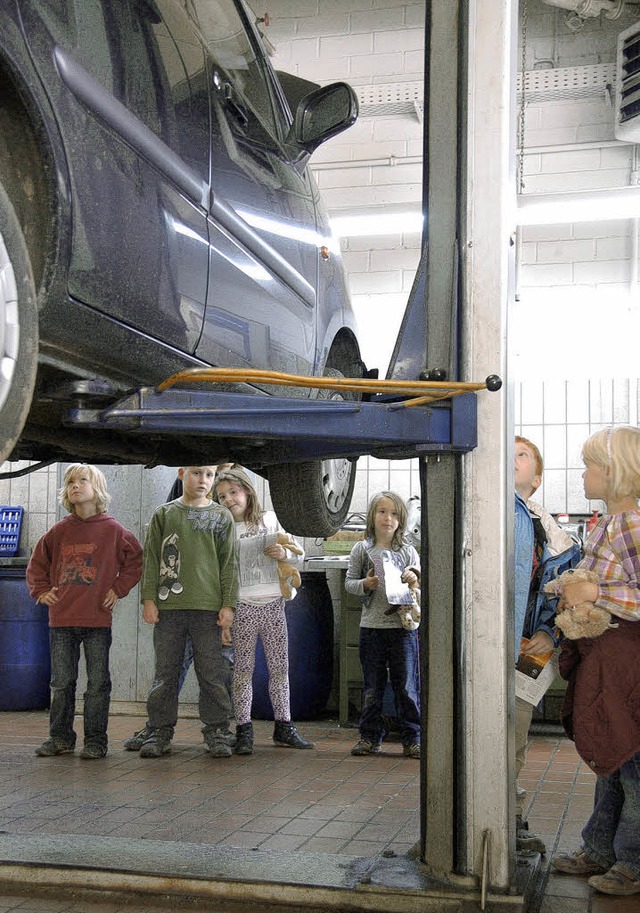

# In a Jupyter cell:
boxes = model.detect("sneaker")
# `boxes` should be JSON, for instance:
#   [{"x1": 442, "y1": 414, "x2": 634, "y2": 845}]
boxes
[
  {"x1": 139, "y1": 736, "x2": 171, "y2": 758},
  {"x1": 402, "y1": 743, "x2": 420, "y2": 759},
  {"x1": 206, "y1": 728, "x2": 233, "y2": 758},
  {"x1": 273, "y1": 721, "x2": 315, "y2": 749},
  {"x1": 589, "y1": 863, "x2": 640, "y2": 896},
  {"x1": 517, "y1": 831, "x2": 546, "y2": 854},
  {"x1": 351, "y1": 739, "x2": 382, "y2": 756},
  {"x1": 35, "y1": 739, "x2": 75, "y2": 757},
  {"x1": 551, "y1": 849, "x2": 608, "y2": 876},
  {"x1": 516, "y1": 816, "x2": 546, "y2": 854},
  {"x1": 234, "y1": 722, "x2": 253, "y2": 755},
  {"x1": 123, "y1": 726, "x2": 152, "y2": 751},
  {"x1": 80, "y1": 743, "x2": 107, "y2": 760}
]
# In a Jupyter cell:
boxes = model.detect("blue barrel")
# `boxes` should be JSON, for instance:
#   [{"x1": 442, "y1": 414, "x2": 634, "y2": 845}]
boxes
[
  {"x1": 252, "y1": 572, "x2": 333, "y2": 721},
  {"x1": 0, "y1": 564, "x2": 51, "y2": 710}
]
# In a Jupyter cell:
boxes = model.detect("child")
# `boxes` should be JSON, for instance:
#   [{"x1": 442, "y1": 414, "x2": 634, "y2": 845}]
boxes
[
  {"x1": 26, "y1": 464, "x2": 143, "y2": 759},
  {"x1": 123, "y1": 464, "x2": 235, "y2": 752},
  {"x1": 550, "y1": 426, "x2": 640, "y2": 897},
  {"x1": 345, "y1": 491, "x2": 421, "y2": 759},
  {"x1": 138, "y1": 466, "x2": 238, "y2": 759},
  {"x1": 514, "y1": 436, "x2": 580, "y2": 852},
  {"x1": 213, "y1": 467, "x2": 314, "y2": 753}
]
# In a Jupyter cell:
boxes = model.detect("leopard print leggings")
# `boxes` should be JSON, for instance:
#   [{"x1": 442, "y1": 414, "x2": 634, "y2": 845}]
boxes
[{"x1": 233, "y1": 597, "x2": 290, "y2": 725}]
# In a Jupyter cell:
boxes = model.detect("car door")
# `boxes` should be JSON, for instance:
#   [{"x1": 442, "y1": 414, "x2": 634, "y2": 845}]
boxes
[
  {"x1": 18, "y1": 0, "x2": 210, "y2": 353},
  {"x1": 194, "y1": 0, "x2": 319, "y2": 379}
]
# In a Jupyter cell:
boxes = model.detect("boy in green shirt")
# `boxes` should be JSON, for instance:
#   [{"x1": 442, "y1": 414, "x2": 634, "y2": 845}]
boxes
[{"x1": 138, "y1": 466, "x2": 238, "y2": 758}]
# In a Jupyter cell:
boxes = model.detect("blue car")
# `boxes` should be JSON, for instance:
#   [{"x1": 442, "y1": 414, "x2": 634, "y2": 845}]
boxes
[{"x1": 0, "y1": 0, "x2": 363, "y2": 535}]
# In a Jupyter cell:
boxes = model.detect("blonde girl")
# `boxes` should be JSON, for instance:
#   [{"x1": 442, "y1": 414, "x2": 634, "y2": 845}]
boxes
[
  {"x1": 551, "y1": 426, "x2": 640, "y2": 897},
  {"x1": 213, "y1": 468, "x2": 314, "y2": 754},
  {"x1": 344, "y1": 490, "x2": 421, "y2": 759}
]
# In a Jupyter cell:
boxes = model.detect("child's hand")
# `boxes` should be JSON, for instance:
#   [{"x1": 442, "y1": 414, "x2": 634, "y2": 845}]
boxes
[
  {"x1": 559, "y1": 579, "x2": 599, "y2": 609},
  {"x1": 264, "y1": 543, "x2": 286, "y2": 561},
  {"x1": 363, "y1": 568, "x2": 379, "y2": 592},
  {"x1": 142, "y1": 600, "x2": 159, "y2": 624},
  {"x1": 103, "y1": 588, "x2": 118, "y2": 610},
  {"x1": 402, "y1": 570, "x2": 418, "y2": 588},
  {"x1": 522, "y1": 631, "x2": 554, "y2": 655},
  {"x1": 37, "y1": 587, "x2": 59, "y2": 606},
  {"x1": 217, "y1": 606, "x2": 234, "y2": 646}
]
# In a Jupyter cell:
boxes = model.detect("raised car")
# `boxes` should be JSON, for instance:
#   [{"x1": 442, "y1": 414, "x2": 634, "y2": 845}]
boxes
[{"x1": 0, "y1": 0, "x2": 363, "y2": 535}]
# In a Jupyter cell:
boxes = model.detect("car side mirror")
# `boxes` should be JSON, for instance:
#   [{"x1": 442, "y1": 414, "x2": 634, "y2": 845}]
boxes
[{"x1": 291, "y1": 82, "x2": 358, "y2": 154}]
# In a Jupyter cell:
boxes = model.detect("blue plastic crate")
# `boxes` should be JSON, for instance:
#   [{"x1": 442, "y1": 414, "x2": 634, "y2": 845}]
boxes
[{"x1": 0, "y1": 506, "x2": 24, "y2": 557}]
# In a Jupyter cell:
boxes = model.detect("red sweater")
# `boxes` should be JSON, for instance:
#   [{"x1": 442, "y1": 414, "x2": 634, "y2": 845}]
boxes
[{"x1": 26, "y1": 513, "x2": 143, "y2": 627}]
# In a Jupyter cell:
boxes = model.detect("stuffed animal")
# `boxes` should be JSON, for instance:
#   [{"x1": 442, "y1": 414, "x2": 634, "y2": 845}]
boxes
[
  {"x1": 276, "y1": 532, "x2": 303, "y2": 600},
  {"x1": 544, "y1": 568, "x2": 618, "y2": 639},
  {"x1": 385, "y1": 580, "x2": 421, "y2": 631}
]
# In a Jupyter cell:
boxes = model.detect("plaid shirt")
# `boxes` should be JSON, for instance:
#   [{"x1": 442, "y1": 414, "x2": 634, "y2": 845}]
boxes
[{"x1": 582, "y1": 510, "x2": 640, "y2": 621}]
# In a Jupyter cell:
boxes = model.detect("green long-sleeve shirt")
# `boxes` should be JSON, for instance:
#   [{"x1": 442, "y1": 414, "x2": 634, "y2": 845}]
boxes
[{"x1": 141, "y1": 499, "x2": 238, "y2": 612}]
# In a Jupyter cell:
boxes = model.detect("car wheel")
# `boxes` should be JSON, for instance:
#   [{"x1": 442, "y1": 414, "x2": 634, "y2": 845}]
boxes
[
  {"x1": 0, "y1": 181, "x2": 38, "y2": 464},
  {"x1": 267, "y1": 368, "x2": 357, "y2": 537}
]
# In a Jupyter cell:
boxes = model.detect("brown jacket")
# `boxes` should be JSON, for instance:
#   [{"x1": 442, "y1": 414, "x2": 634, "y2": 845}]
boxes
[{"x1": 560, "y1": 618, "x2": 640, "y2": 776}]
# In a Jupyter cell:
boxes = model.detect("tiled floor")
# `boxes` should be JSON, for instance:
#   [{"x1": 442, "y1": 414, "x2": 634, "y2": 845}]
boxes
[{"x1": 0, "y1": 712, "x2": 638, "y2": 912}]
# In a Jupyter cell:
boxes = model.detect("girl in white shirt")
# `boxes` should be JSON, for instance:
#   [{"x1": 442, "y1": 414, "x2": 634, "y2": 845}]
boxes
[{"x1": 214, "y1": 468, "x2": 314, "y2": 754}]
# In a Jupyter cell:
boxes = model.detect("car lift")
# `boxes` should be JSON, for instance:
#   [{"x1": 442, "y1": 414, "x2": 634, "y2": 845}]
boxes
[{"x1": 68, "y1": 367, "x2": 501, "y2": 463}]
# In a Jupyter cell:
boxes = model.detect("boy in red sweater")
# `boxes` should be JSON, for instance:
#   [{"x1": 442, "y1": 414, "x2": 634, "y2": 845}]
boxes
[{"x1": 27, "y1": 464, "x2": 142, "y2": 759}]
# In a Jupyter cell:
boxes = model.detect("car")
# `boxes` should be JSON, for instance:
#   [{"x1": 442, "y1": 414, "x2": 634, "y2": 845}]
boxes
[{"x1": 0, "y1": 0, "x2": 363, "y2": 536}]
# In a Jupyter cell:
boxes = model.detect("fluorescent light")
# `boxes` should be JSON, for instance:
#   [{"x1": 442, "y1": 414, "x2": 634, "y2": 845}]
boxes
[
  {"x1": 331, "y1": 211, "x2": 424, "y2": 238},
  {"x1": 517, "y1": 186, "x2": 640, "y2": 226}
]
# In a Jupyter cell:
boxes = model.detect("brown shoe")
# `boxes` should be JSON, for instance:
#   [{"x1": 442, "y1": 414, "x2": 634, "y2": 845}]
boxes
[
  {"x1": 589, "y1": 864, "x2": 640, "y2": 896},
  {"x1": 551, "y1": 850, "x2": 608, "y2": 876}
]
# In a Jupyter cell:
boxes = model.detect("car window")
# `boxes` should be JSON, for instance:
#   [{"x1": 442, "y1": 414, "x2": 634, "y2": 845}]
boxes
[
  {"x1": 61, "y1": 0, "x2": 209, "y2": 183},
  {"x1": 202, "y1": 0, "x2": 288, "y2": 149}
]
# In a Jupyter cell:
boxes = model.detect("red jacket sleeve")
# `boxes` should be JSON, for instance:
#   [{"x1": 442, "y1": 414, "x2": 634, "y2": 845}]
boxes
[
  {"x1": 112, "y1": 528, "x2": 143, "y2": 598},
  {"x1": 26, "y1": 532, "x2": 54, "y2": 600}
]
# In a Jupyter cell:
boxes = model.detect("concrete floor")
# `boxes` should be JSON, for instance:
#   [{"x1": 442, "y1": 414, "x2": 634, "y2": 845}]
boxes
[{"x1": 0, "y1": 712, "x2": 637, "y2": 912}]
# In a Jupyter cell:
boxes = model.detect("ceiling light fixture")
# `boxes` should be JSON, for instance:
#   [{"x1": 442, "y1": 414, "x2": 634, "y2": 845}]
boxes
[
  {"x1": 330, "y1": 211, "x2": 424, "y2": 238},
  {"x1": 516, "y1": 185, "x2": 640, "y2": 226}
]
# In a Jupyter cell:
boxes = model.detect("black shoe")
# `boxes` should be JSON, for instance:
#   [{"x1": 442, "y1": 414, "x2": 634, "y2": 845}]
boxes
[
  {"x1": 35, "y1": 739, "x2": 75, "y2": 757},
  {"x1": 351, "y1": 739, "x2": 382, "y2": 756},
  {"x1": 234, "y1": 722, "x2": 254, "y2": 755},
  {"x1": 139, "y1": 736, "x2": 172, "y2": 758},
  {"x1": 123, "y1": 725, "x2": 152, "y2": 751},
  {"x1": 80, "y1": 742, "x2": 107, "y2": 759},
  {"x1": 273, "y1": 720, "x2": 315, "y2": 749}
]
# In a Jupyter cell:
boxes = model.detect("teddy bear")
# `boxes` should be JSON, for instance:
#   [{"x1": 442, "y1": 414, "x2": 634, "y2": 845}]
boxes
[
  {"x1": 384, "y1": 580, "x2": 421, "y2": 631},
  {"x1": 397, "y1": 584, "x2": 421, "y2": 631},
  {"x1": 276, "y1": 532, "x2": 304, "y2": 600},
  {"x1": 544, "y1": 568, "x2": 618, "y2": 639}
]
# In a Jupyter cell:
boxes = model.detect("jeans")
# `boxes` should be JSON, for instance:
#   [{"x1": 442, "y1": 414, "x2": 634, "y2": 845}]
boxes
[
  {"x1": 358, "y1": 627, "x2": 420, "y2": 746},
  {"x1": 49, "y1": 626, "x2": 112, "y2": 749},
  {"x1": 147, "y1": 610, "x2": 231, "y2": 740},
  {"x1": 582, "y1": 750, "x2": 640, "y2": 878},
  {"x1": 180, "y1": 635, "x2": 234, "y2": 699}
]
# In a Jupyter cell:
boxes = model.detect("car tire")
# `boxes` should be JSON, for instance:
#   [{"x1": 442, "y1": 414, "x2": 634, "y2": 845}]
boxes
[
  {"x1": 267, "y1": 368, "x2": 357, "y2": 538},
  {"x1": 0, "y1": 180, "x2": 38, "y2": 464}
]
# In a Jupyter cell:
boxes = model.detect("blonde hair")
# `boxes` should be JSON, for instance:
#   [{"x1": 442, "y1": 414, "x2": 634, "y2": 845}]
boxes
[
  {"x1": 59, "y1": 463, "x2": 110, "y2": 514},
  {"x1": 365, "y1": 490, "x2": 408, "y2": 549},
  {"x1": 213, "y1": 467, "x2": 264, "y2": 527},
  {"x1": 582, "y1": 426, "x2": 640, "y2": 501}
]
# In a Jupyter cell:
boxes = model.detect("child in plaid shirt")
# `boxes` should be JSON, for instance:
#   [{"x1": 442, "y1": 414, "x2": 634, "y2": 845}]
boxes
[{"x1": 551, "y1": 426, "x2": 640, "y2": 897}]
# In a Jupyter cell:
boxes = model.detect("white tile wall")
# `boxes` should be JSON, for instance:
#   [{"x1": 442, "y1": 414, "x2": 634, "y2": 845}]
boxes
[{"x1": 516, "y1": 379, "x2": 640, "y2": 514}]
